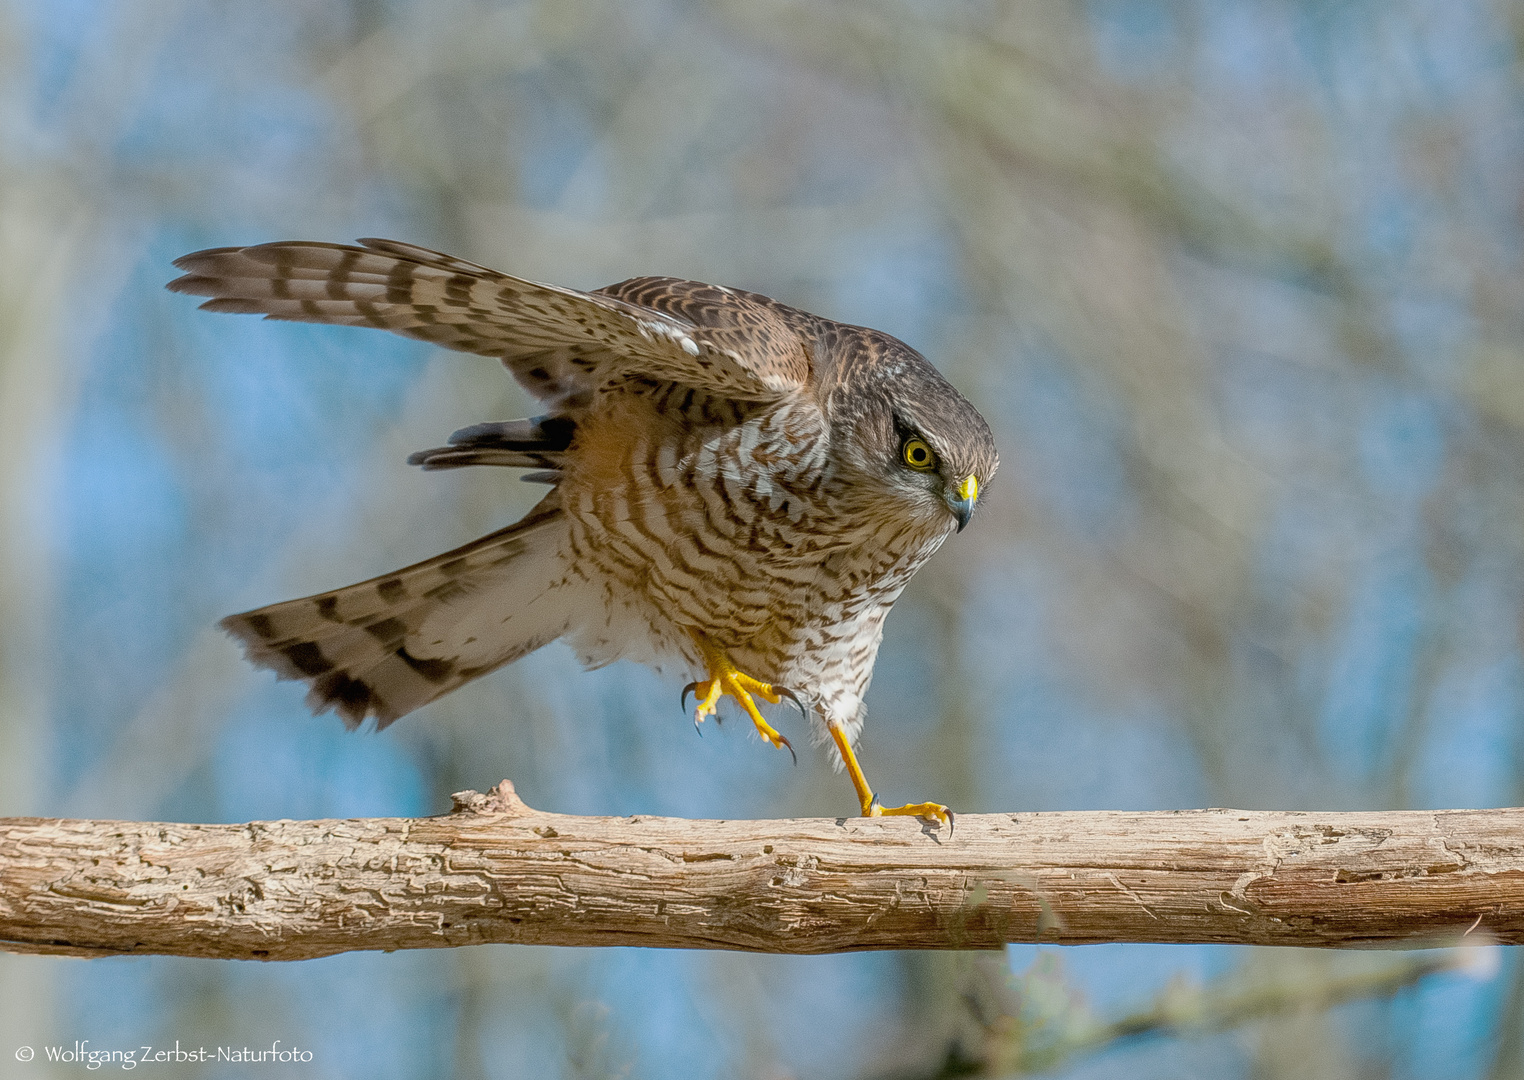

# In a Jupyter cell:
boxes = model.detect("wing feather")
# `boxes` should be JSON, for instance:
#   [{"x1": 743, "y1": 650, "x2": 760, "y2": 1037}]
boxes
[{"x1": 169, "y1": 239, "x2": 811, "y2": 407}]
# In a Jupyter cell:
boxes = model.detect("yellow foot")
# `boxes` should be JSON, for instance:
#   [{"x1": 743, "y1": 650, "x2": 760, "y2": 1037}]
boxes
[
  {"x1": 865, "y1": 795, "x2": 954, "y2": 831},
  {"x1": 830, "y1": 724, "x2": 954, "y2": 833},
  {"x1": 681, "y1": 637, "x2": 805, "y2": 764}
]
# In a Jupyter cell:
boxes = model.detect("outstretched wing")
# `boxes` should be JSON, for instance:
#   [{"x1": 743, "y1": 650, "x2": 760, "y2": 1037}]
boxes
[{"x1": 168, "y1": 238, "x2": 811, "y2": 407}]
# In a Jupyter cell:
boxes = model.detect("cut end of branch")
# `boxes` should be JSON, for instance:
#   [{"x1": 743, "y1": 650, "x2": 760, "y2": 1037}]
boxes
[{"x1": 448, "y1": 779, "x2": 533, "y2": 817}]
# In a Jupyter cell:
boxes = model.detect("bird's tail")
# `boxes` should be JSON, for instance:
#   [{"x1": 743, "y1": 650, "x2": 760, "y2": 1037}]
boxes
[{"x1": 222, "y1": 494, "x2": 579, "y2": 728}]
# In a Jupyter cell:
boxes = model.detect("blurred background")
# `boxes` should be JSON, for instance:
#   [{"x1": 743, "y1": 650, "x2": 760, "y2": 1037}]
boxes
[{"x1": 1, "y1": 0, "x2": 1523, "y2": 1076}]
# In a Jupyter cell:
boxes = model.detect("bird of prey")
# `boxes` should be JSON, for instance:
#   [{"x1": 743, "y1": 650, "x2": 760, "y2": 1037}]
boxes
[{"x1": 170, "y1": 238, "x2": 997, "y2": 826}]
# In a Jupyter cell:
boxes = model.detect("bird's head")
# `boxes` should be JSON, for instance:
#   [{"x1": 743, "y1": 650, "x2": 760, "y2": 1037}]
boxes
[{"x1": 829, "y1": 332, "x2": 999, "y2": 535}]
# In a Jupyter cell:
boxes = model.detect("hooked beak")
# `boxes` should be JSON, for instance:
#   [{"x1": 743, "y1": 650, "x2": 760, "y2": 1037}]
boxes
[{"x1": 948, "y1": 474, "x2": 979, "y2": 532}]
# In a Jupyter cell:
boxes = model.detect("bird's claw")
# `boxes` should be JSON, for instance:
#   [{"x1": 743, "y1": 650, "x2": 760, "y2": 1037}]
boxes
[
  {"x1": 682, "y1": 682, "x2": 721, "y2": 729},
  {"x1": 835, "y1": 730, "x2": 951, "y2": 832},
  {"x1": 685, "y1": 637, "x2": 799, "y2": 762},
  {"x1": 774, "y1": 684, "x2": 810, "y2": 723},
  {"x1": 864, "y1": 795, "x2": 954, "y2": 832}
]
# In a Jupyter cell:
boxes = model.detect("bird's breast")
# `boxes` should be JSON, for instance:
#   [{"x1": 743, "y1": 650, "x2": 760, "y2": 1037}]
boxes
[{"x1": 559, "y1": 384, "x2": 945, "y2": 672}]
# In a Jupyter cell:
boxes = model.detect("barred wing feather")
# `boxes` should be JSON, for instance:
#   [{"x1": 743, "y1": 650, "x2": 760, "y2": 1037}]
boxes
[{"x1": 168, "y1": 238, "x2": 810, "y2": 407}]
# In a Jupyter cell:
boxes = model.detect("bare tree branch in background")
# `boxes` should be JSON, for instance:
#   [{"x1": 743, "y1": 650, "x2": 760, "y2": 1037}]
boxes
[{"x1": 890, "y1": 946, "x2": 1491, "y2": 1079}]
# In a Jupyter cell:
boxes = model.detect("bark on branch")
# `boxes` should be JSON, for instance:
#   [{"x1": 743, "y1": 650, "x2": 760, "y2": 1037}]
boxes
[{"x1": 1, "y1": 781, "x2": 1520, "y2": 960}]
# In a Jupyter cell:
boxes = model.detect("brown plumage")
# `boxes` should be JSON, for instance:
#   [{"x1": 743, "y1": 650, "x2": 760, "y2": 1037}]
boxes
[{"x1": 169, "y1": 238, "x2": 998, "y2": 823}]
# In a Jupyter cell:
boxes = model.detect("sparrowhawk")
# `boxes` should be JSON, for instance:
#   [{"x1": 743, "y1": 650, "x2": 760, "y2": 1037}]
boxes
[{"x1": 169, "y1": 238, "x2": 998, "y2": 826}]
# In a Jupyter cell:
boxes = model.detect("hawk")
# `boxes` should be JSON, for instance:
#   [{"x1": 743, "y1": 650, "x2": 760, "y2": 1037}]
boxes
[{"x1": 169, "y1": 238, "x2": 998, "y2": 826}]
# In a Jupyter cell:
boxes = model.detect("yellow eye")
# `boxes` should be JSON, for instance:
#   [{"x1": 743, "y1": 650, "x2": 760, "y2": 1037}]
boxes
[{"x1": 901, "y1": 438, "x2": 936, "y2": 471}]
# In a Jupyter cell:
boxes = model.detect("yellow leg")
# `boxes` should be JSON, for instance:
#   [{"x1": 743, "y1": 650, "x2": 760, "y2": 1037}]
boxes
[
  {"x1": 683, "y1": 634, "x2": 801, "y2": 763},
  {"x1": 828, "y1": 724, "x2": 953, "y2": 831}
]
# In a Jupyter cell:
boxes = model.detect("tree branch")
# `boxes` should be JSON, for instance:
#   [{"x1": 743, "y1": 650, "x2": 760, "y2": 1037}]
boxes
[{"x1": 1, "y1": 781, "x2": 1519, "y2": 960}]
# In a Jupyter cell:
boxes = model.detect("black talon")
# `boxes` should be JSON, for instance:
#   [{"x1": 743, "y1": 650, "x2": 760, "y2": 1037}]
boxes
[
  {"x1": 684, "y1": 682, "x2": 722, "y2": 726},
  {"x1": 946, "y1": 809, "x2": 955, "y2": 837},
  {"x1": 775, "y1": 685, "x2": 809, "y2": 723},
  {"x1": 777, "y1": 733, "x2": 797, "y2": 766}
]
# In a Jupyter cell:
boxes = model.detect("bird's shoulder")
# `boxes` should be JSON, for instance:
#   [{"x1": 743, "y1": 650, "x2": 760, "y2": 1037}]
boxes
[{"x1": 596, "y1": 277, "x2": 914, "y2": 400}]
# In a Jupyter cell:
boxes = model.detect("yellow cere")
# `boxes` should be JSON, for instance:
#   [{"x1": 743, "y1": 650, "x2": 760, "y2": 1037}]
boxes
[{"x1": 957, "y1": 474, "x2": 978, "y2": 503}]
